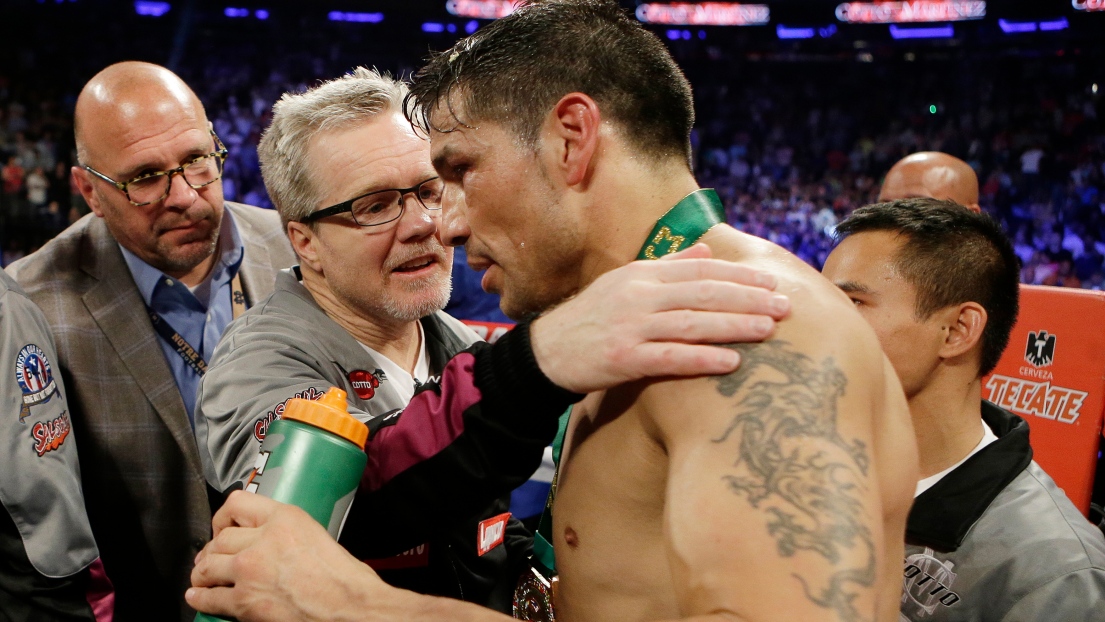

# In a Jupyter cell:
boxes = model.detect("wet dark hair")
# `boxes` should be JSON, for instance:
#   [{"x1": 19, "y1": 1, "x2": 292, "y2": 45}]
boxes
[
  {"x1": 406, "y1": 0, "x2": 695, "y2": 168},
  {"x1": 835, "y1": 198, "x2": 1021, "y2": 376}
]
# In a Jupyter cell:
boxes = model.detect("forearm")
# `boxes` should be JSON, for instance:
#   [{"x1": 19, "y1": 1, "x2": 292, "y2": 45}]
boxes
[
  {"x1": 342, "y1": 320, "x2": 579, "y2": 555},
  {"x1": 656, "y1": 615, "x2": 746, "y2": 622},
  {"x1": 362, "y1": 319, "x2": 580, "y2": 492},
  {"x1": 396, "y1": 590, "x2": 517, "y2": 622}
]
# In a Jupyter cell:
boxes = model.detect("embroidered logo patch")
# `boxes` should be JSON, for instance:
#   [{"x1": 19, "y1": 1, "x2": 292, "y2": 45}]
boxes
[
  {"x1": 252, "y1": 387, "x2": 326, "y2": 442},
  {"x1": 15, "y1": 344, "x2": 59, "y2": 423},
  {"x1": 348, "y1": 369, "x2": 386, "y2": 400},
  {"x1": 31, "y1": 410, "x2": 71, "y2": 457},
  {"x1": 901, "y1": 548, "x2": 960, "y2": 617},
  {"x1": 477, "y1": 512, "x2": 511, "y2": 556}
]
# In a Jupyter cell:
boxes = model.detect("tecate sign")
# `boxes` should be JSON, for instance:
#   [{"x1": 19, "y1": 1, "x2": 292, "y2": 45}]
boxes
[
  {"x1": 636, "y1": 2, "x2": 770, "y2": 26},
  {"x1": 835, "y1": 1, "x2": 986, "y2": 23}
]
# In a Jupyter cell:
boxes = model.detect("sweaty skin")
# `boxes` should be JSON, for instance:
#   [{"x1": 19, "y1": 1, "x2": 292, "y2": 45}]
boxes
[
  {"x1": 552, "y1": 225, "x2": 917, "y2": 622},
  {"x1": 418, "y1": 85, "x2": 919, "y2": 621},
  {"x1": 878, "y1": 152, "x2": 980, "y2": 212}
]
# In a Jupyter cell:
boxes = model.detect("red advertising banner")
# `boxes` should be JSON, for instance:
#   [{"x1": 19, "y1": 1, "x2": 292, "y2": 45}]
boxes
[
  {"x1": 635, "y1": 2, "x2": 770, "y2": 26},
  {"x1": 835, "y1": 1, "x2": 986, "y2": 23},
  {"x1": 982, "y1": 285, "x2": 1105, "y2": 514},
  {"x1": 445, "y1": 0, "x2": 521, "y2": 20},
  {"x1": 1073, "y1": 0, "x2": 1105, "y2": 11}
]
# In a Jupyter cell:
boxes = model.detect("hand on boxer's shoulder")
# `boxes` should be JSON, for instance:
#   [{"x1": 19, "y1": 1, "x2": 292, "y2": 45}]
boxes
[
  {"x1": 531, "y1": 243, "x2": 790, "y2": 394},
  {"x1": 187, "y1": 491, "x2": 382, "y2": 622}
]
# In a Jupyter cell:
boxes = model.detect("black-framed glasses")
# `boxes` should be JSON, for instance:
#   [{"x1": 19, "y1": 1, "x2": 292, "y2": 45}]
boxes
[
  {"x1": 83, "y1": 131, "x2": 229, "y2": 207},
  {"x1": 300, "y1": 177, "x2": 444, "y2": 227}
]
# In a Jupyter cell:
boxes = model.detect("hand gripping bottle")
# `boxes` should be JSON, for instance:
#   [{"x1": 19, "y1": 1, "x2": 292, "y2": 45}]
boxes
[{"x1": 195, "y1": 387, "x2": 368, "y2": 622}]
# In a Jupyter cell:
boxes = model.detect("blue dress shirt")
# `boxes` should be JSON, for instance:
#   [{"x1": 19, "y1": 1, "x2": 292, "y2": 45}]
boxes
[{"x1": 120, "y1": 211, "x2": 245, "y2": 426}]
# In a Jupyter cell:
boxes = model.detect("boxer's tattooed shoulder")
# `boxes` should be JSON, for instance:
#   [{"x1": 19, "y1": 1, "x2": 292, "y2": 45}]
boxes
[{"x1": 711, "y1": 340, "x2": 874, "y2": 622}]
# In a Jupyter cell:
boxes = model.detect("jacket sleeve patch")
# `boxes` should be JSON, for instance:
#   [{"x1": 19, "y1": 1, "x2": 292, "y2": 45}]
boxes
[{"x1": 253, "y1": 387, "x2": 326, "y2": 441}]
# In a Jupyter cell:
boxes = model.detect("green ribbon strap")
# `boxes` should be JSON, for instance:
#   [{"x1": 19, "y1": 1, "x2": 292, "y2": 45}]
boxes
[
  {"x1": 636, "y1": 189, "x2": 726, "y2": 260},
  {"x1": 532, "y1": 410, "x2": 570, "y2": 573}
]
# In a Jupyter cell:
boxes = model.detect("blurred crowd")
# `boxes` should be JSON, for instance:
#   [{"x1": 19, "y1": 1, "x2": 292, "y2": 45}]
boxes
[
  {"x1": 2, "y1": 12, "x2": 1103, "y2": 291},
  {"x1": 688, "y1": 57, "x2": 1104, "y2": 289}
]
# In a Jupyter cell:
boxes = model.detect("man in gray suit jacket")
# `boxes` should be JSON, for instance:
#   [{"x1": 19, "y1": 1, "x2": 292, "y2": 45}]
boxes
[{"x1": 8, "y1": 61, "x2": 297, "y2": 621}]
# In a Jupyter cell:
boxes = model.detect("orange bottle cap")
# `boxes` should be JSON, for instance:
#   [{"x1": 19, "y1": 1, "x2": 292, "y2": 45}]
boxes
[{"x1": 282, "y1": 387, "x2": 369, "y2": 450}]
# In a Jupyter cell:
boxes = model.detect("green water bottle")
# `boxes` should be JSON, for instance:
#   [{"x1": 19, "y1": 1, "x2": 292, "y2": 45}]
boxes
[{"x1": 195, "y1": 387, "x2": 369, "y2": 622}]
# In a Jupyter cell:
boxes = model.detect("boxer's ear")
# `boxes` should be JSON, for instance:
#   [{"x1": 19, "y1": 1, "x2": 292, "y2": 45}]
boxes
[
  {"x1": 938, "y1": 301, "x2": 986, "y2": 363},
  {"x1": 544, "y1": 92, "x2": 601, "y2": 188}
]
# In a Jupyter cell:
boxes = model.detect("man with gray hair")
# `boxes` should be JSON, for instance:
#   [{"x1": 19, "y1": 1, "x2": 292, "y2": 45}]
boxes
[{"x1": 193, "y1": 67, "x2": 791, "y2": 611}]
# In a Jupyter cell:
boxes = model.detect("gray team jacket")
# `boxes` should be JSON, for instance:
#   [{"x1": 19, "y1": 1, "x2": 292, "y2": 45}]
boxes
[
  {"x1": 901, "y1": 402, "x2": 1105, "y2": 622},
  {"x1": 0, "y1": 268, "x2": 104, "y2": 620},
  {"x1": 193, "y1": 267, "x2": 563, "y2": 611},
  {"x1": 195, "y1": 268, "x2": 481, "y2": 492}
]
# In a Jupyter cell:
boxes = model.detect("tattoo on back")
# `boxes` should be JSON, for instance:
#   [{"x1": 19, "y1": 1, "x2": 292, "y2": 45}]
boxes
[{"x1": 712, "y1": 340, "x2": 874, "y2": 622}]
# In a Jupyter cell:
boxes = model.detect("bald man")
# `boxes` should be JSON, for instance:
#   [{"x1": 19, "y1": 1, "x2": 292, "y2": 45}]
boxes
[
  {"x1": 7, "y1": 61, "x2": 296, "y2": 620},
  {"x1": 879, "y1": 152, "x2": 981, "y2": 212}
]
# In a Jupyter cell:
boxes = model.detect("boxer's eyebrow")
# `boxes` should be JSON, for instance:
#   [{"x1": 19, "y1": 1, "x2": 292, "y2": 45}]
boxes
[
  {"x1": 835, "y1": 281, "x2": 872, "y2": 295},
  {"x1": 431, "y1": 146, "x2": 455, "y2": 173}
]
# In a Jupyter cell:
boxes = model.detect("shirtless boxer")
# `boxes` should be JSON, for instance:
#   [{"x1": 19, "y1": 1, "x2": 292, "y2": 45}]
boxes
[
  {"x1": 188, "y1": 2, "x2": 917, "y2": 620},
  {"x1": 879, "y1": 152, "x2": 981, "y2": 212}
]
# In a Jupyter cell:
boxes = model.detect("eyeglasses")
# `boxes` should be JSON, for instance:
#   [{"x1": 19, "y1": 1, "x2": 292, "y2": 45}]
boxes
[
  {"x1": 83, "y1": 131, "x2": 229, "y2": 207},
  {"x1": 300, "y1": 177, "x2": 444, "y2": 227}
]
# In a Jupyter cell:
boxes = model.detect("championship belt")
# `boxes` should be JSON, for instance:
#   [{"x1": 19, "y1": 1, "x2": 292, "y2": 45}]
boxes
[
  {"x1": 513, "y1": 564, "x2": 558, "y2": 621},
  {"x1": 513, "y1": 190, "x2": 725, "y2": 621}
]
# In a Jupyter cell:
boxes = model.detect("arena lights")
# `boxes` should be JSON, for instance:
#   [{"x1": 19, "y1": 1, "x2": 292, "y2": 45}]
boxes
[
  {"x1": 134, "y1": 0, "x2": 170, "y2": 16},
  {"x1": 999, "y1": 17, "x2": 1069, "y2": 33},
  {"x1": 665, "y1": 29, "x2": 707, "y2": 40},
  {"x1": 636, "y1": 3, "x2": 770, "y2": 26},
  {"x1": 422, "y1": 22, "x2": 458, "y2": 33},
  {"x1": 1072, "y1": 0, "x2": 1105, "y2": 11},
  {"x1": 328, "y1": 11, "x2": 384, "y2": 23},
  {"x1": 777, "y1": 25, "x2": 814, "y2": 39},
  {"x1": 889, "y1": 24, "x2": 954, "y2": 38},
  {"x1": 836, "y1": 1, "x2": 985, "y2": 24},
  {"x1": 998, "y1": 18, "x2": 1034, "y2": 33},
  {"x1": 776, "y1": 24, "x2": 837, "y2": 39},
  {"x1": 224, "y1": 7, "x2": 267, "y2": 19},
  {"x1": 445, "y1": 0, "x2": 521, "y2": 20}
]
